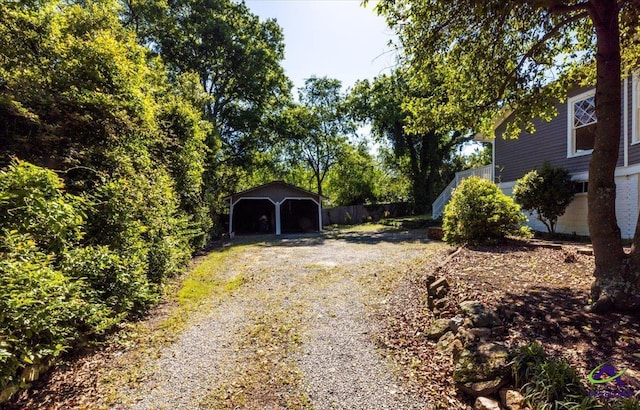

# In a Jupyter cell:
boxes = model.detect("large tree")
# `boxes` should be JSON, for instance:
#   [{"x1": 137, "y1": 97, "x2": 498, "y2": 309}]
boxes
[
  {"x1": 279, "y1": 77, "x2": 354, "y2": 197},
  {"x1": 349, "y1": 72, "x2": 468, "y2": 213},
  {"x1": 126, "y1": 0, "x2": 291, "y2": 217},
  {"x1": 375, "y1": 0, "x2": 640, "y2": 311}
]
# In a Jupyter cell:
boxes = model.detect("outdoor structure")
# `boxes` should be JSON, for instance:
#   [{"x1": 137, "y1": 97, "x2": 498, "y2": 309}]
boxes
[
  {"x1": 226, "y1": 181, "x2": 323, "y2": 236},
  {"x1": 433, "y1": 77, "x2": 640, "y2": 239}
]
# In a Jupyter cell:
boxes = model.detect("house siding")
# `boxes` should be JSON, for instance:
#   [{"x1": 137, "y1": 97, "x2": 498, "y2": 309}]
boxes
[
  {"x1": 494, "y1": 87, "x2": 625, "y2": 183},
  {"x1": 629, "y1": 76, "x2": 640, "y2": 165},
  {"x1": 492, "y1": 83, "x2": 637, "y2": 239},
  {"x1": 616, "y1": 174, "x2": 639, "y2": 239},
  {"x1": 500, "y1": 175, "x2": 637, "y2": 238}
]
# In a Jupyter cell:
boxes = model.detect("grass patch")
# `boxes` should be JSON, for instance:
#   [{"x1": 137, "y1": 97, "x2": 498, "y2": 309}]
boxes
[
  {"x1": 510, "y1": 342, "x2": 640, "y2": 409},
  {"x1": 201, "y1": 301, "x2": 311, "y2": 409},
  {"x1": 99, "y1": 244, "x2": 253, "y2": 406}
]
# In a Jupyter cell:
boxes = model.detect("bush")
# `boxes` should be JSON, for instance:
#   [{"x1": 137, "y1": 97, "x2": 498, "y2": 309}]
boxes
[
  {"x1": 511, "y1": 342, "x2": 601, "y2": 409},
  {"x1": 513, "y1": 162, "x2": 575, "y2": 234},
  {"x1": 61, "y1": 246, "x2": 156, "y2": 318},
  {"x1": 0, "y1": 160, "x2": 185, "y2": 396},
  {"x1": 0, "y1": 231, "x2": 106, "y2": 392},
  {"x1": 86, "y1": 161, "x2": 192, "y2": 285},
  {"x1": 442, "y1": 176, "x2": 530, "y2": 244},
  {"x1": 0, "y1": 161, "x2": 86, "y2": 254}
]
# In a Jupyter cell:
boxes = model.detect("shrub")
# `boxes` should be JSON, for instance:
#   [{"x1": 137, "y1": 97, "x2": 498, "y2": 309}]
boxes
[
  {"x1": 511, "y1": 342, "x2": 601, "y2": 409},
  {"x1": 442, "y1": 176, "x2": 530, "y2": 244},
  {"x1": 0, "y1": 231, "x2": 105, "y2": 392},
  {"x1": 61, "y1": 245, "x2": 156, "y2": 318},
  {"x1": 0, "y1": 160, "x2": 86, "y2": 254},
  {"x1": 513, "y1": 162, "x2": 575, "y2": 234},
  {"x1": 86, "y1": 163, "x2": 192, "y2": 285}
]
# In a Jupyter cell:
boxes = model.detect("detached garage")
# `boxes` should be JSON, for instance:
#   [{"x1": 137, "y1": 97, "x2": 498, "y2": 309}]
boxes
[{"x1": 226, "y1": 181, "x2": 324, "y2": 236}]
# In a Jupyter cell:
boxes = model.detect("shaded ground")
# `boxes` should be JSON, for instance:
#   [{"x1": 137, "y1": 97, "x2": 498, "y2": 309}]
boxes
[
  {"x1": 5, "y1": 229, "x2": 640, "y2": 409},
  {"x1": 378, "y1": 240, "x2": 640, "y2": 408},
  {"x1": 2, "y1": 227, "x2": 446, "y2": 410}
]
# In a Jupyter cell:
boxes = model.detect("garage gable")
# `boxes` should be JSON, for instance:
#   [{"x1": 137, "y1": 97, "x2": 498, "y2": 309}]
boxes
[{"x1": 226, "y1": 181, "x2": 324, "y2": 236}]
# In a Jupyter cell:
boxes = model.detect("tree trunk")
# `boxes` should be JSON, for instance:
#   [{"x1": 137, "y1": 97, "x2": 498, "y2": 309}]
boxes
[
  {"x1": 588, "y1": 0, "x2": 640, "y2": 311},
  {"x1": 316, "y1": 172, "x2": 323, "y2": 197}
]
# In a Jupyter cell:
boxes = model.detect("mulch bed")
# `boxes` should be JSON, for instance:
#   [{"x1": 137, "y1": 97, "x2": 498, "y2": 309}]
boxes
[{"x1": 377, "y1": 240, "x2": 640, "y2": 409}]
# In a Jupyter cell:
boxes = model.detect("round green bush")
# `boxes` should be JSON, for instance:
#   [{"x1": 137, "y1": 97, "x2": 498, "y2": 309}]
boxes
[
  {"x1": 442, "y1": 176, "x2": 530, "y2": 244},
  {"x1": 512, "y1": 162, "x2": 575, "y2": 234}
]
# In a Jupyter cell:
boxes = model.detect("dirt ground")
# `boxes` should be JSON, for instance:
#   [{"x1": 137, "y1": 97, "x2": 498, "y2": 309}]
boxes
[
  {"x1": 378, "y1": 240, "x2": 640, "y2": 408},
  {"x1": 3, "y1": 227, "x2": 640, "y2": 409}
]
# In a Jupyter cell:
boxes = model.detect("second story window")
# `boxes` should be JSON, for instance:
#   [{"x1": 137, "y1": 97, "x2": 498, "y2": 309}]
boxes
[{"x1": 568, "y1": 91, "x2": 596, "y2": 157}]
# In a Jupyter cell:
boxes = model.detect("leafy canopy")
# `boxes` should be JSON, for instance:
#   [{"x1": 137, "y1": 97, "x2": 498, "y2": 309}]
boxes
[{"x1": 373, "y1": 0, "x2": 601, "y2": 138}]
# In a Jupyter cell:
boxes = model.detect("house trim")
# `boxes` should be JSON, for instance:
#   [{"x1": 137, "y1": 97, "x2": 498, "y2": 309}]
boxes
[
  {"x1": 625, "y1": 76, "x2": 630, "y2": 167},
  {"x1": 567, "y1": 89, "x2": 596, "y2": 158},
  {"x1": 633, "y1": 73, "x2": 640, "y2": 145}
]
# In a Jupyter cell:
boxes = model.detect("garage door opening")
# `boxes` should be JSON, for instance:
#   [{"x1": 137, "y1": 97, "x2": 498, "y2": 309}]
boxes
[
  {"x1": 231, "y1": 199, "x2": 276, "y2": 235},
  {"x1": 281, "y1": 198, "x2": 319, "y2": 234}
]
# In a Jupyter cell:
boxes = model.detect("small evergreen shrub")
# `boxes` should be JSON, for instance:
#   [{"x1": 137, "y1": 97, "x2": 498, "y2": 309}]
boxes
[
  {"x1": 442, "y1": 176, "x2": 530, "y2": 244},
  {"x1": 513, "y1": 161, "x2": 575, "y2": 234}
]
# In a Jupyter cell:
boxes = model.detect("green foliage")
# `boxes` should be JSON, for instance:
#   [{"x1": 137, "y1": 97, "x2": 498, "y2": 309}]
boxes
[
  {"x1": 513, "y1": 162, "x2": 575, "y2": 234},
  {"x1": 325, "y1": 143, "x2": 379, "y2": 206},
  {"x1": 442, "y1": 176, "x2": 530, "y2": 244},
  {"x1": 348, "y1": 72, "x2": 468, "y2": 213},
  {"x1": 137, "y1": 0, "x2": 291, "y2": 211},
  {"x1": 61, "y1": 245, "x2": 156, "y2": 317},
  {"x1": 511, "y1": 343, "x2": 602, "y2": 410},
  {"x1": 0, "y1": 158, "x2": 192, "y2": 396},
  {"x1": 87, "y1": 161, "x2": 192, "y2": 284},
  {"x1": 373, "y1": 1, "x2": 593, "y2": 140},
  {"x1": 0, "y1": 231, "x2": 93, "y2": 391},
  {"x1": 0, "y1": 228, "x2": 123, "y2": 394},
  {"x1": 0, "y1": 161, "x2": 86, "y2": 254},
  {"x1": 277, "y1": 77, "x2": 354, "y2": 197},
  {"x1": 0, "y1": 0, "x2": 291, "y2": 399}
]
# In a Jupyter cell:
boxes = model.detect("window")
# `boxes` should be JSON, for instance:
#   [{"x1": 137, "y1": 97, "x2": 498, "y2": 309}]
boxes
[
  {"x1": 573, "y1": 181, "x2": 588, "y2": 194},
  {"x1": 568, "y1": 91, "x2": 596, "y2": 157}
]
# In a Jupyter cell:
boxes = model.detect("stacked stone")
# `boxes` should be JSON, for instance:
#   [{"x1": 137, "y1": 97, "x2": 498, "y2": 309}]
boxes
[{"x1": 425, "y1": 299, "x2": 529, "y2": 410}]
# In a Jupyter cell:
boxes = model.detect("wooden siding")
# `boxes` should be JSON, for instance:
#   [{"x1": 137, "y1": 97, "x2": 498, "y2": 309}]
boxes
[
  {"x1": 229, "y1": 181, "x2": 321, "y2": 204},
  {"x1": 495, "y1": 87, "x2": 625, "y2": 183}
]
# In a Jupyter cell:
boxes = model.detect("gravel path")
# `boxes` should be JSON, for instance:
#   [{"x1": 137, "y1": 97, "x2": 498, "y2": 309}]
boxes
[{"x1": 113, "y1": 229, "x2": 438, "y2": 410}]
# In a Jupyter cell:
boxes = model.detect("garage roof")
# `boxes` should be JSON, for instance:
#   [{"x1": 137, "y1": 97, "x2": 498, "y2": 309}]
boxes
[{"x1": 226, "y1": 181, "x2": 324, "y2": 204}]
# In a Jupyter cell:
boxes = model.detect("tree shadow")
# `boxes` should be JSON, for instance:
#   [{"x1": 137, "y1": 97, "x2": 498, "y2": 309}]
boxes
[
  {"x1": 225, "y1": 228, "x2": 434, "y2": 248},
  {"x1": 330, "y1": 228, "x2": 433, "y2": 245},
  {"x1": 225, "y1": 232, "x2": 328, "y2": 248},
  {"x1": 465, "y1": 239, "x2": 540, "y2": 254},
  {"x1": 497, "y1": 286, "x2": 640, "y2": 377}
]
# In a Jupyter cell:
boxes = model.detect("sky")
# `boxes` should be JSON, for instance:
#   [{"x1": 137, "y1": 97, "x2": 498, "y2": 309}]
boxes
[{"x1": 244, "y1": 0, "x2": 398, "y2": 93}]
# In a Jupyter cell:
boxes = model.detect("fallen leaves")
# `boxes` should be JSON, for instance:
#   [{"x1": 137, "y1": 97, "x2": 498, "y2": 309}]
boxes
[{"x1": 375, "y1": 240, "x2": 640, "y2": 408}]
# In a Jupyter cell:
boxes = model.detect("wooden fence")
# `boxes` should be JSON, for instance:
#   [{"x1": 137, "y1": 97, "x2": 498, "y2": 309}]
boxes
[{"x1": 322, "y1": 202, "x2": 411, "y2": 226}]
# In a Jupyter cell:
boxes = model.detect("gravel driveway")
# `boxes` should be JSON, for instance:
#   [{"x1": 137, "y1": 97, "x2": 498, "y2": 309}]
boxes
[{"x1": 112, "y1": 228, "x2": 441, "y2": 410}]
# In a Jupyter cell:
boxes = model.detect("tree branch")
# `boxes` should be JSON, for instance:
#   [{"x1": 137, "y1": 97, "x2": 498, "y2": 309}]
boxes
[
  {"x1": 494, "y1": 10, "x2": 589, "y2": 106},
  {"x1": 546, "y1": 1, "x2": 591, "y2": 14}
]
